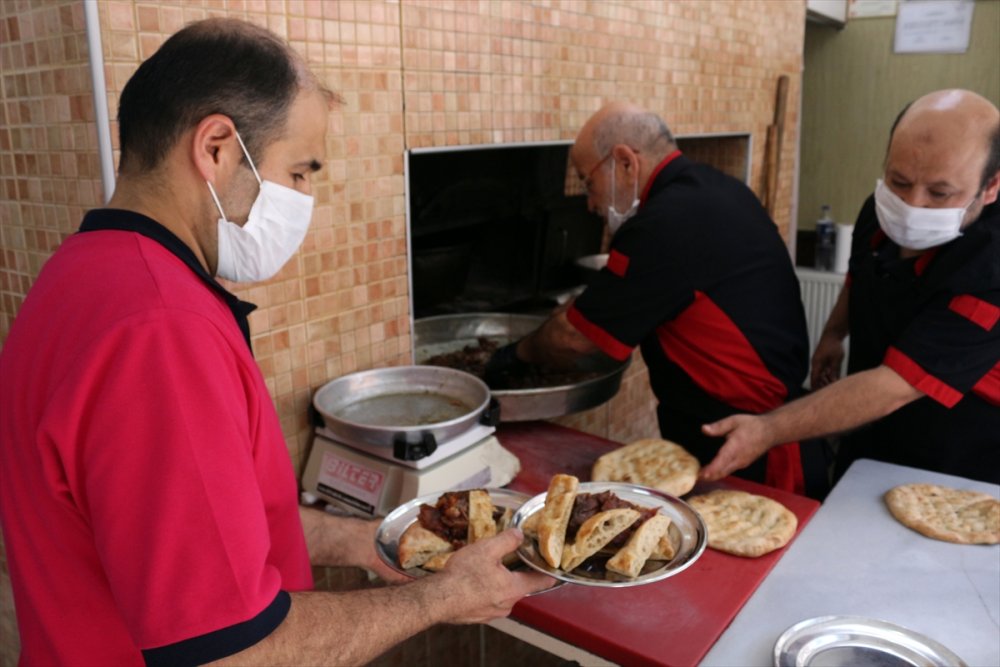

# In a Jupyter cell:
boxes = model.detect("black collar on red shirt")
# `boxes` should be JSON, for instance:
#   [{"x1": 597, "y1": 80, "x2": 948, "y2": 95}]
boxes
[{"x1": 78, "y1": 208, "x2": 257, "y2": 353}]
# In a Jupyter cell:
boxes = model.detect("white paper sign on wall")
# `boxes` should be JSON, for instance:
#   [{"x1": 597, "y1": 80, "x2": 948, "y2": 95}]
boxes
[{"x1": 894, "y1": 0, "x2": 974, "y2": 54}]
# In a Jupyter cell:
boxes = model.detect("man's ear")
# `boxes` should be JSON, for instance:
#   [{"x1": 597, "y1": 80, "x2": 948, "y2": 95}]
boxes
[
  {"x1": 981, "y1": 170, "x2": 1000, "y2": 206},
  {"x1": 191, "y1": 114, "x2": 238, "y2": 184},
  {"x1": 611, "y1": 143, "x2": 640, "y2": 175}
]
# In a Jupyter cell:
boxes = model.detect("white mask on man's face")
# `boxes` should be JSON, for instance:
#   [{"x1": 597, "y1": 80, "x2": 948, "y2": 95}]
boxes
[
  {"x1": 874, "y1": 178, "x2": 974, "y2": 251},
  {"x1": 206, "y1": 131, "x2": 314, "y2": 283},
  {"x1": 607, "y1": 159, "x2": 639, "y2": 234}
]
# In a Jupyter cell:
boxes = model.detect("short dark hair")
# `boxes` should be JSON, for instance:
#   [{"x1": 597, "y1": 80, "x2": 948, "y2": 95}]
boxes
[
  {"x1": 118, "y1": 18, "x2": 308, "y2": 174},
  {"x1": 888, "y1": 100, "x2": 1000, "y2": 190}
]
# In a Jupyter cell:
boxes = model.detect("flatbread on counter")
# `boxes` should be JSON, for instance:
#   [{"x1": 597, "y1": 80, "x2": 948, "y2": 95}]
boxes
[
  {"x1": 884, "y1": 483, "x2": 1000, "y2": 545},
  {"x1": 591, "y1": 438, "x2": 700, "y2": 497},
  {"x1": 688, "y1": 489, "x2": 797, "y2": 557}
]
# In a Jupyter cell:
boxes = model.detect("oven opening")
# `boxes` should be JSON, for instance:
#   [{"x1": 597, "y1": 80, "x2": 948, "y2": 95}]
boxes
[
  {"x1": 405, "y1": 134, "x2": 751, "y2": 321},
  {"x1": 406, "y1": 142, "x2": 603, "y2": 319}
]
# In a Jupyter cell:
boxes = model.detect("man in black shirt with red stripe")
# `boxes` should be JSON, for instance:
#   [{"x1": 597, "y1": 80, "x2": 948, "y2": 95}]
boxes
[
  {"x1": 490, "y1": 103, "x2": 813, "y2": 495},
  {"x1": 700, "y1": 89, "x2": 1000, "y2": 486}
]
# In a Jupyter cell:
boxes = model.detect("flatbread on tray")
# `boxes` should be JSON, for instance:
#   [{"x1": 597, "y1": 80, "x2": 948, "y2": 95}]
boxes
[
  {"x1": 591, "y1": 438, "x2": 700, "y2": 497},
  {"x1": 688, "y1": 489, "x2": 797, "y2": 557},
  {"x1": 524, "y1": 474, "x2": 677, "y2": 579},
  {"x1": 884, "y1": 483, "x2": 1000, "y2": 545}
]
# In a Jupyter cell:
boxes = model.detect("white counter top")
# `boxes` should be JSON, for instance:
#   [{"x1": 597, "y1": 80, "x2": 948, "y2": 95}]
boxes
[{"x1": 701, "y1": 458, "x2": 1000, "y2": 666}]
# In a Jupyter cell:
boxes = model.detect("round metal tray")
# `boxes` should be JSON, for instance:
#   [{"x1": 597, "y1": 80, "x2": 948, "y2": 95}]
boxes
[
  {"x1": 774, "y1": 616, "x2": 967, "y2": 667},
  {"x1": 313, "y1": 365, "x2": 491, "y2": 450},
  {"x1": 413, "y1": 313, "x2": 630, "y2": 421},
  {"x1": 511, "y1": 481, "x2": 707, "y2": 587}
]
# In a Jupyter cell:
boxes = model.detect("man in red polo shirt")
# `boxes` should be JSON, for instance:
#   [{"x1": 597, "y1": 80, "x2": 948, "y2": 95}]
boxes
[
  {"x1": 488, "y1": 103, "x2": 816, "y2": 496},
  {"x1": 700, "y1": 89, "x2": 1000, "y2": 486},
  {"x1": 0, "y1": 18, "x2": 550, "y2": 666}
]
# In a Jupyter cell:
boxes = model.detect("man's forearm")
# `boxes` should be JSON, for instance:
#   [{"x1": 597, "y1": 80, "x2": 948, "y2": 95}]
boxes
[
  {"x1": 300, "y1": 507, "x2": 377, "y2": 568},
  {"x1": 519, "y1": 310, "x2": 597, "y2": 368},
  {"x1": 212, "y1": 581, "x2": 450, "y2": 666},
  {"x1": 763, "y1": 364, "x2": 923, "y2": 443}
]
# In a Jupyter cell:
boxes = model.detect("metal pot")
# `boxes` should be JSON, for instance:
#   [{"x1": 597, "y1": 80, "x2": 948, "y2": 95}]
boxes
[
  {"x1": 413, "y1": 313, "x2": 630, "y2": 422},
  {"x1": 313, "y1": 365, "x2": 497, "y2": 460}
]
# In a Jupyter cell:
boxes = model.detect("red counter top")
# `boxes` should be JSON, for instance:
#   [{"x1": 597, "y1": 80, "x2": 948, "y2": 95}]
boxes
[{"x1": 497, "y1": 421, "x2": 820, "y2": 667}]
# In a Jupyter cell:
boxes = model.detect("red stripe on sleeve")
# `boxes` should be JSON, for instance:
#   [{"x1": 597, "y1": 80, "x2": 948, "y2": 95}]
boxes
[
  {"x1": 607, "y1": 250, "x2": 629, "y2": 277},
  {"x1": 972, "y1": 361, "x2": 1000, "y2": 406},
  {"x1": 883, "y1": 346, "x2": 963, "y2": 408},
  {"x1": 566, "y1": 305, "x2": 633, "y2": 362},
  {"x1": 948, "y1": 294, "x2": 1000, "y2": 331}
]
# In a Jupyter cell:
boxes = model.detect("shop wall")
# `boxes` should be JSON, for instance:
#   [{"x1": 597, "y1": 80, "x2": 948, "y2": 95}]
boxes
[
  {"x1": 798, "y1": 0, "x2": 1000, "y2": 231},
  {"x1": 0, "y1": 2, "x2": 806, "y2": 663}
]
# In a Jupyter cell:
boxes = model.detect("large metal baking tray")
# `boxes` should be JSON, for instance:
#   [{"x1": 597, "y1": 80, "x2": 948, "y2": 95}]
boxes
[
  {"x1": 774, "y1": 616, "x2": 967, "y2": 667},
  {"x1": 413, "y1": 313, "x2": 630, "y2": 421}
]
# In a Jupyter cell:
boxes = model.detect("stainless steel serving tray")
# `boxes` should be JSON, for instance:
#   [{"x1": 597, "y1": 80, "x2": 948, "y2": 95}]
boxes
[
  {"x1": 774, "y1": 616, "x2": 967, "y2": 667},
  {"x1": 413, "y1": 313, "x2": 630, "y2": 421},
  {"x1": 511, "y1": 481, "x2": 707, "y2": 587}
]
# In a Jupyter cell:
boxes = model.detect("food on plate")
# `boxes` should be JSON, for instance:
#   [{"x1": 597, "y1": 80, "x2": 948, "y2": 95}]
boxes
[
  {"x1": 561, "y1": 508, "x2": 640, "y2": 571},
  {"x1": 607, "y1": 513, "x2": 673, "y2": 578},
  {"x1": 688, "y1": 489, "x2": 797, "y2": 557},
  {"x1": 538, "y1": 474, "x2": 579, "y2": 568},
  {"x1": 525, "y1": 474, "x2": 675, "y2": 578},
  {"x1": 397, "y1": 525, "x2": 452, "y2": 569},
  {"x1": 591, "y1": 438, "x2": 700, "y2": 497},
  {"x1": 397, "y1": 489, "x2": 509, "y2": 571},
  {"x1": 884, "y1": 483, "x2": 1000, "y2": 545}
]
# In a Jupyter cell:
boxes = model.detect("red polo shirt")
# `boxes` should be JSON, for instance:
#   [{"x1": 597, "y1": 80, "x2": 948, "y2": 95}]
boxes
[{"x1": 0, "y1": 210, "x2": 312, "y2": 665}]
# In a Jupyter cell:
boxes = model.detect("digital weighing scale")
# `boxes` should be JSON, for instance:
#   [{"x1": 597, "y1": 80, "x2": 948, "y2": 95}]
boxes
[{"x1": 302, "y1": 423, "x2": 521, "y2": 517}]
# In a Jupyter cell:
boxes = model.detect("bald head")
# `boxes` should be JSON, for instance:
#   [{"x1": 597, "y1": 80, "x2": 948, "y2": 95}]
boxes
[
  {"x1": 580, "y1": 102, "x2": 677, "y2": 159},
  {"x1": 569, "y1": 103, "x2": 679, "y2": 222},
  {"x1": 889, "y1": 89, "x2": 1000, "y2": 190}
]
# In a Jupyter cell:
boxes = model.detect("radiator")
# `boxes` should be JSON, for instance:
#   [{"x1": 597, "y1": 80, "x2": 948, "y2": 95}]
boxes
[{"x1": 795, "y1": 267, "x2": 847, "y2": 387}]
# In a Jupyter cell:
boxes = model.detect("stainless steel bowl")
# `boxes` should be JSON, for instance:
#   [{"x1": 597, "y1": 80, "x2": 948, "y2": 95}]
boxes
[
  {"x1": 413, "y1": 313, "x2": 630, "y2": 421},
  {"x1": 313, "y1": 365, "x2": 492, "y2": 453}
]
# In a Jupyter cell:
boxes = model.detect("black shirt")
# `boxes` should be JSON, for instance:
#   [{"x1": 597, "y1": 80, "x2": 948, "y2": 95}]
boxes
[
  {"x1": 838, "y1": 196, "x2": 1000, "y2": 484},
  {"x1": 568, "y1": 152, "x2": 810, "y2": 484}
]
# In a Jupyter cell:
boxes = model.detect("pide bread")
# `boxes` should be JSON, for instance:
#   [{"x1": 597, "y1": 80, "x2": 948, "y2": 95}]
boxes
[
  {"x1": 688, "y1": 489, "x2": 797, "y2": 557},
  {"x1": 538, "y1": 474, "x2": 580, "y2": 569},
  {"x1": 591, "y1": 438, "x2": 700, "y2": 497},
  {"x1": 561, "y1": 508, "x2": 641, "y2": 571},
  {"x1": 527, "y1": 474, "x2": 677, "y2": 578},
  {"x1": 884, "y1": 483, "x2": 1000, "y2": 545},
  {"x1": 468, "y1": 489, "x2": 498, "y2": 543},
  {"x1": 397, "y1": 525, "x2": 452, "y2": 569},
  {"x1": 607, "y1": 513, "x2": 672, "y2": 578},
  {"x1": 397, "y1": 489, "x2": 508, "y2": 572}
]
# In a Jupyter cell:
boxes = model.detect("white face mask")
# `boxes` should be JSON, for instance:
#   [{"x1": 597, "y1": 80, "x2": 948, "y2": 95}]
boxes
[
  {"x1": 207, "y1": 132, "x2": 315, "y2": 283},
  {"x1": 607, "y1": 159, "x2": 639, "y2": 234},
  {"x1": 874, "y1": 178, "x2": 973, "y2": 251}
]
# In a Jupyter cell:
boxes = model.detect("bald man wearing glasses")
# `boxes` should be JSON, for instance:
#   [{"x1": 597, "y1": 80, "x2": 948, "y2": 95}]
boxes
[{"x1": 487, "y1": 102, "x2": 821, "y2": 497}]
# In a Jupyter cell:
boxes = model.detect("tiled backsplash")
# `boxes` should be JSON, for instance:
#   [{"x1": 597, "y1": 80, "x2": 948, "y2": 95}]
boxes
[{"x1": 0, "y1": 1, "x2": 804, "y2": 660}]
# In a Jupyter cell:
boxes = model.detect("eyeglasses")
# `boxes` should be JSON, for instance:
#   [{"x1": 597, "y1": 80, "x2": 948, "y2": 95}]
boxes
[{"x1": 582, "y1": 152, "x2": 613, "y2": 192}]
